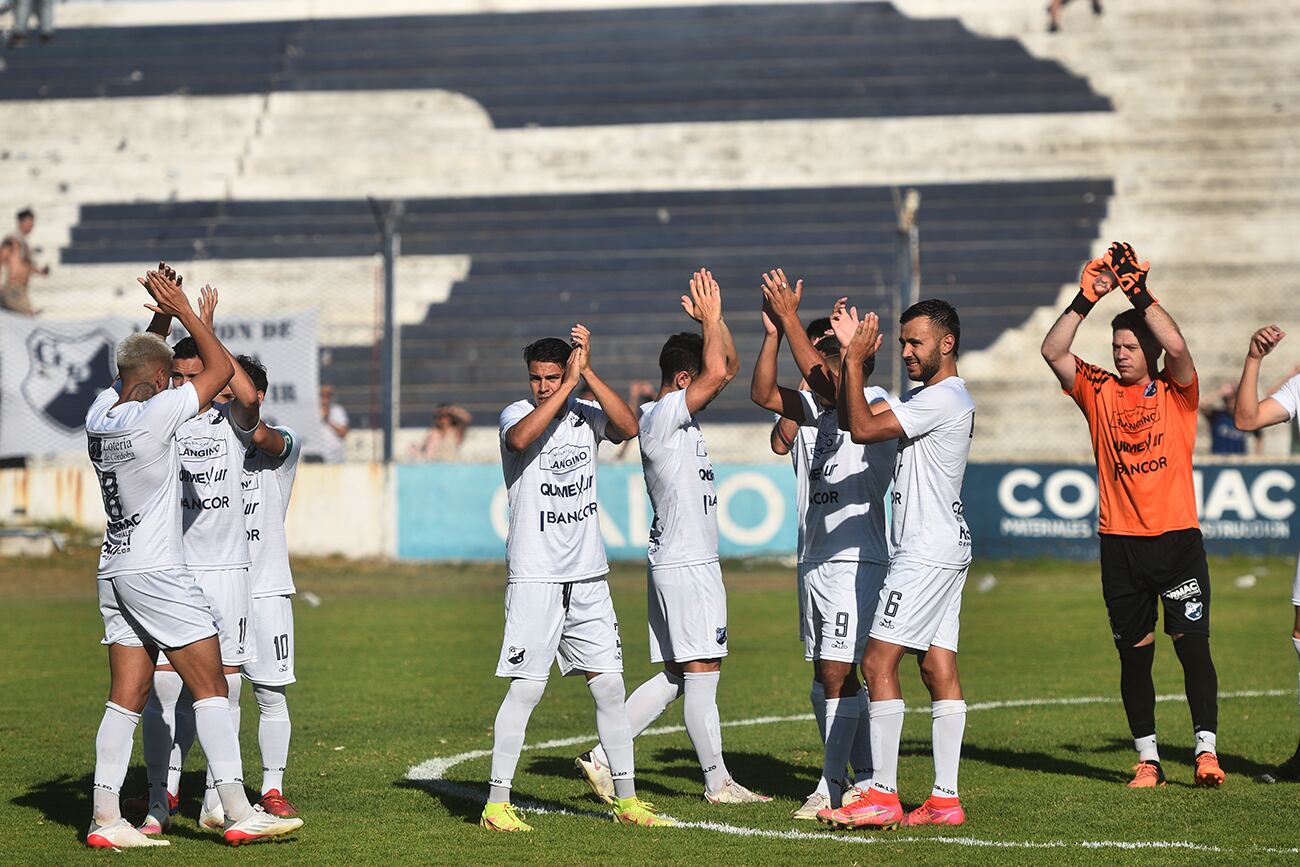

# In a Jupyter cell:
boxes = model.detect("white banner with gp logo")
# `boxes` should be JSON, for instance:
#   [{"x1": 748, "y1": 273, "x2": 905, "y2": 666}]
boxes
[
  {"x1": 0, "y1": 312, "x2": 136, "y2": 458},
  {"x1": 1, "y1": 310, "x2": 321, "y2": 459}
]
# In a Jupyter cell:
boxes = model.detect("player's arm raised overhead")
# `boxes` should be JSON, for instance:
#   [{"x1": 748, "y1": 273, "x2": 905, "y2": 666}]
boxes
[
  {"x1": 1107, "y1": 241, "x2": 1195, "y2": 385},
  {"x1": 680, "y1": 268, "x2": 738, "y2": 415},
  {"x1": 197, "y1": 283, "x2": 264, "y2": 436},
  {"x1": 750, "y1": 303, "x2": 810, "y2": 423},
  {"x1": 1041, "y1": 256, "x2": 1115, "y2": 389},
  {"x1": 1234, "y1": 325, "x2": 1293, "y2": 431},
  {"x1": 143, "y1": 260, "x2": 182, "y2": 339},
  {"x1": 761, "y1": 269, "x2": 836, "y2": 402},
  {"x1": 139, "y1": 268, "x2": 232, "y2": 406},
  {"x1": 572, "y1": 323, "x2": 639, "y2": 441},
  {"x1": 838, "y1": 312, "x2": 905, "y2": 444}
]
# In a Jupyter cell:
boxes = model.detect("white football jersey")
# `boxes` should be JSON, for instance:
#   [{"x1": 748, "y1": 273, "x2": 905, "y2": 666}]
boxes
[
  {"x1": 793, "y1": 387, "x2": 894, "y2": 564},
  {"x1": 176, "y1": 402, "x2": 253, "y2": 571},
  {"x1": 500, "y1": 396, "x2": 617, "y2": 583},
  {"x1": 242, "y1": 426, "x2": 302, "y2": 598},
  {"x1": 888, "y1": 376, "x2": 975, "y2": 567},
  {"x1": 639, "y1": 390, "x2": 719, "y2": 568},
  {"x1": 777, "y1": 404, "x2": 820, "y2": 560},
  {"x1": 87, "y1": 383, "x2": 200, "y2": 579},
  {"x1": 1269, "y1": 373, "x2": 1300, "y2": 438}
]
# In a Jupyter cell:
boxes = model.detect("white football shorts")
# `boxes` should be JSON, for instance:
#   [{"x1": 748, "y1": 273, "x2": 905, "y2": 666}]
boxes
[
  {"x1": 99, "y1": 570, "x2": 218, "y2": 651},
  {"x1": 243, "y1": 594, "x2": 295, "y2": 686},
  {"x1": 870, "y1": 558, "x2": 968, "y2": 653},
  {"x1": 495, "y1": 576, "x2": 623, "y2": 680},
  {"x1": 190, "y1": 567, "x2": 255, "y2": 666},
  {"x1": 647, "y1": 560, "x2": 729, "y2": 664},
  {"x1": 800, "y1": 560, "x2": 887, "y2": 663}
]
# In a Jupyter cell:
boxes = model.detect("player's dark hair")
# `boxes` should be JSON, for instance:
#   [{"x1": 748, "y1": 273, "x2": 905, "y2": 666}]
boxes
[
  {"x1": 901, "y1": 299, "x2": 961, "y2": 356},
  {"x1": 1110, "y1": 309, "x2": 1155, "y2": 342},
  {"x1": 172, "y1": 336, "x2": 199, "y2": 360},
  {"x1": 17, "y1": 208, "x2": 33, "y2": 221},
  {"x1": 237, "y1": 354, "x2": 268, "y2": 393},
  {"x1": 523, "y1": 337, "x2": 573, "y2": 366},
  {"x1": 659, "y1": 332, "x2": 703, "y2": 382},
  {"x1": 806, "y1": 316, "x2": 841, "y2": 356}
]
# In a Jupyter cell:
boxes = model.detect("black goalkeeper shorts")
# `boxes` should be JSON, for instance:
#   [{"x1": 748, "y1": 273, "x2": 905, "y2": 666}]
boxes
[{"x1": 1098, "y1": 528, "x2": 1211, "y2": 648}]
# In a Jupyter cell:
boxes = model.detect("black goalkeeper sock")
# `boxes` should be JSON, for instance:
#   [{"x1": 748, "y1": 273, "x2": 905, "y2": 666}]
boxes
[
  {"x1": 1118, "y1": 643, "x2": 1157, "y2": 739},
  {"x1": 1174, "y1": 634, "x2": 1219, "y2": 736}
]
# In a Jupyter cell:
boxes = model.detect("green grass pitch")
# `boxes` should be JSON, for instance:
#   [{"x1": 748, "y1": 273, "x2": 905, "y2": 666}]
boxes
[{"x1": 3, "y1": 548, "x2": 1299, "y2": 865}]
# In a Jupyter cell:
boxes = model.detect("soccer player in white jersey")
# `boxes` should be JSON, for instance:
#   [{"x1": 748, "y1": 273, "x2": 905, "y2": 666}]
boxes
[
  {"x1": 575, "y1": 270, "x2": 767, "y2": 804},
  {"x1": 85, "y1": 267, "x2": 302, "y2": 848},
  {"x1": 482, "y1": 325, "x2": 673, "y2": 832},
  {"x1": 755, "y1": 295, "x2": 894, "y2": 820},
  {"x1": 136, "y1": 283, "x2": 262, "y2": 835},
  {"x1": 226, "y1": 353, "x2": 304, "y2": 816},
  {"x1": 1230, "y1": 324, "x2": 1300, "y2": 783},
  {"x1": 819, "y1": 299, "x2": 975, "y2": 830}
]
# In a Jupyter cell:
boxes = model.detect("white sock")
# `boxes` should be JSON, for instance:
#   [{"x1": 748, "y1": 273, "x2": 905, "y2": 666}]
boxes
[
  {"x1": 850, "y1": 687, "x2": 872, "y2": 782},
  {"x1": 593, "y1": 670, "x2": 683, "y2": 767},
  {"x1": 1134, "y1": 734, "x2": 1160, "y2": 763},
  {"x1": 172, "y1": 686, "x2": 195, "y2": 795},
  {"x1": 142, "y1": 670, "x2": 183, "y2": 817},
  {"x1": 488, "y1": 678, "x2": 546, "y2": 802},
  {"x1": 1293, "y1": 637, "x2": 1300, "y2": 715},
  {"x1": 931, "y1": 700, "x2": 966, "y2": 799},
  {"x1": 92, "y1": 702, "x2": 140, "y2": 826},
  {"x1": 683, "y1": 671, "x2": 728, "y2": 792},
  {"x1": 254, "y1": 684, "x2": 291, "y2": 794},
  {"x1": 820, "y1": 697, "x2": 858, "y2": 806},
  {"x1": 192, "y1": 695, "x2": 252, "y2": 823},
  {"x1": 202, "y1": 674, "x2": 244, "y2": 814},
  {"x1": 868, "y1": 699, "x2": 906, "y2": 797},
  {"x1": 588, "y1": 672, "x2": 636, "y2": 800},
  {"x1": 1195, "y1": 730, "x2": 1217, "y2": 756},
  {"x1": 810, "y1": 679, "x2": 827, "y2": 744}
]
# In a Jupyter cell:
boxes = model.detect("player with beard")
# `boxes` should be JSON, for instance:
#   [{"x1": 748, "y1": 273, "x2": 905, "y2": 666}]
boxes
[
  {"x1": 482, "y1": 325, "x2": 673, "y2": 832},
  {"x1": 575, "y1": 270, "x2": 767, "y2": 804},
  {"x1": 753, "y1": 295, "x2": 893, "y2": 820},
  {"x1": 812, "y1": 297, "x2": 975, "y2": 830},
  {"x1": 1041, "y1": 243, "x2": 1222, "y2": 789},
  {"x1": 85, "y1": 267, "x2": 301, "y2": 848},
  {"x1": 133, "y1": 283, "x2": 266, "y2": 835}
]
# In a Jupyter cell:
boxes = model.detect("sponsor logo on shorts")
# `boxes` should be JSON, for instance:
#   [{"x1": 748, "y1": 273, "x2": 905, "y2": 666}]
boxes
[
  {"x1": 507, "y1": 646, "x2": 526, "y2": 665},
  {"x1": 1163, "y1": 579, "x2": 1202, "y2": 602},
  {"x1": 830, "y1": 639, "x2": 848, "y2": 650},
  {"x1": 877, "y1": 619, "x2": 894, "y2": 630},
  {"x1": 1184, "y1": 600, "x2": 1204, "y2": 621},
  {"x1": 715, "y1": 627, "x2": 728, "y2": 646}
]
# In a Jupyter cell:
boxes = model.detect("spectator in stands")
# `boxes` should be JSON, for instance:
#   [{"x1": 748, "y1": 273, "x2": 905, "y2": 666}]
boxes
[
  {"x1": 313, "y1": 384, "x2": 350, "y2": 463},
  {"x1": 1203, "y1": 382, "x2": 1261, "y2": 456},
  {"x1": 7, "y1": 0, "x2": 55, "y2": 46},
  {"x1": 0, "y1": 208, "x2": 49, "y2": 315},
  {"x1": 408, "y1": 403, "x2": 472, "y2": 461},
  {"x1": 1048, "y1": 0, "x2": 1102, "y2": 33}
]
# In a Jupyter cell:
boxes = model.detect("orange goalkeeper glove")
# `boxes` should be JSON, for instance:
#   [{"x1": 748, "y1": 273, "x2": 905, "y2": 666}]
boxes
[
  {"x1": 1107, "y1": 241, "x2": 1156, "y2": 311},
  {"x1": 1069, "y1": 256, "x2": 1112, "y2": 317}
]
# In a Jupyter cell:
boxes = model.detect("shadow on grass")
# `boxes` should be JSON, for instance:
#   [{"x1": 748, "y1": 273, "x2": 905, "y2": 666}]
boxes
[
  {"x1": 912, "y1": 740, "x2": 1132, "y2": 784},
  {"x1": 643, "y1": 747, "x2": 817, "y2": 800},
  {"x1": 395, "y1": 777, "x2": 613, "y2": 827},
  {"x1": 11, "y1": 769, "x2": 215, "y2": 843}
]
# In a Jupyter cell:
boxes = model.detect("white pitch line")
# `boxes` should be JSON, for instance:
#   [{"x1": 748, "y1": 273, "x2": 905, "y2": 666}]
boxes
[{"x1": 407, "y1": 688, "x2": 1293, "y2": 856}]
